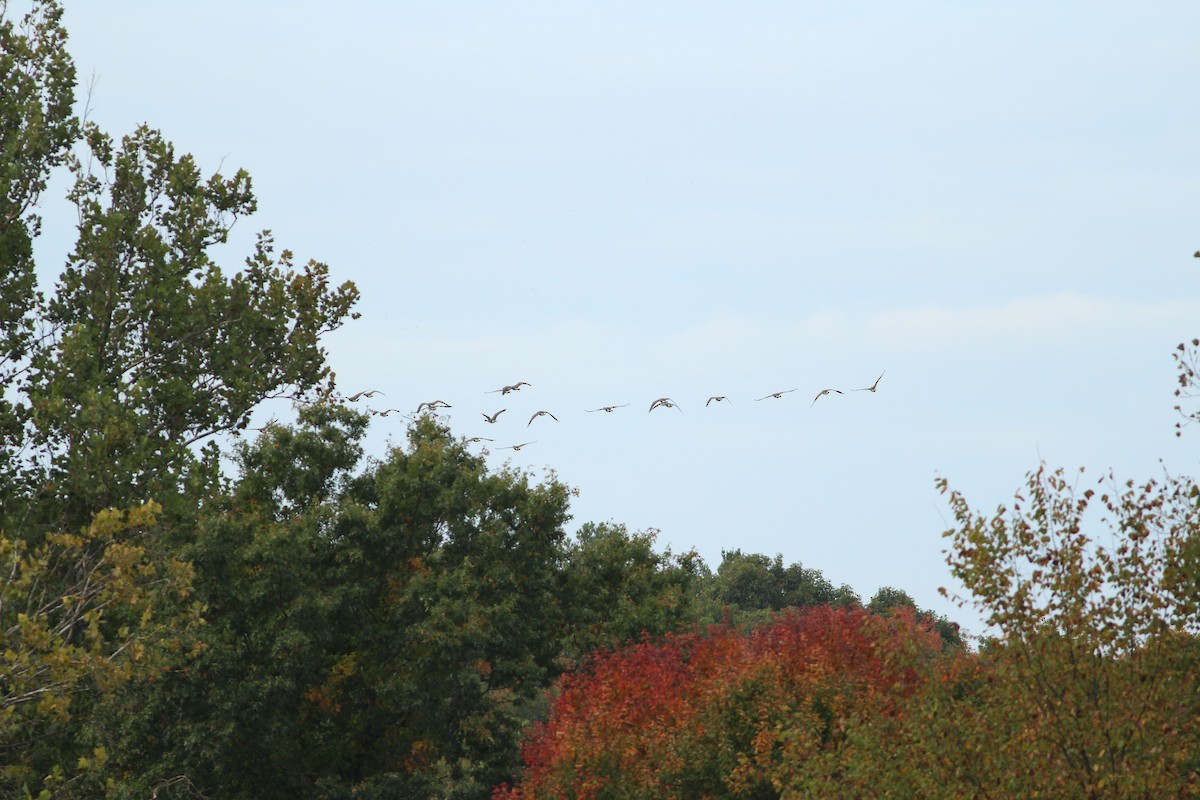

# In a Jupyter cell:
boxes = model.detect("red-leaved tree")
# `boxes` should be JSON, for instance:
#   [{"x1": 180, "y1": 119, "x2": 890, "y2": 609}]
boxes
[{"x1": 497, "y1": 605, "x2": 944, "y2": 800}]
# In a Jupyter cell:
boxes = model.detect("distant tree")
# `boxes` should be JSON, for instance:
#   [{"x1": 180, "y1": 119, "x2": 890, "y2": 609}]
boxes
[
  {"x1": 713, "y1": 549, "x2": 859, "y2": 620},
  {"x1": 867, "y1": 586, "x2": 916, "y2": 615},
  {"x1": 869, "y1": 586, "x2": 962, "y2": 649},
  {"x1": 559, "y1": 523, "x2": 716, "y2": 662}
]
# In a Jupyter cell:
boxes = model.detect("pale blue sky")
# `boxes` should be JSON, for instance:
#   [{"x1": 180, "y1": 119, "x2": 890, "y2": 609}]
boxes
[{"x1": 31, "y1": 2, "x2": 1200, "y2": 635}]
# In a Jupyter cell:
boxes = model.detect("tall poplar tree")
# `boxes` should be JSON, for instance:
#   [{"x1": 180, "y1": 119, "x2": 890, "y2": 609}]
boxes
[
  {"x1": 0, "y1": 0, "x2": 360, "y2": 533},
  {"x1": 1, "y1": 2, "x2": 359, "y2": 792}
]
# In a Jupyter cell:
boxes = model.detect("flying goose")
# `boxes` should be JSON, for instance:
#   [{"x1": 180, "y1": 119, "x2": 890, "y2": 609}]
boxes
[
  {"x1": 706, "y1": 396, "x2": 731, "y2": 407},
  {"x1": 482, "y1": 409, "x2": 506, "y2": 423},
  {"x1": 853, "y1": 372, "x2": 885, "y2": 393},
  {"x1": 416, "y1": 400, "x2": 451, "y2": 413},
  {"x1": 811, "y1": 388, "x2": 843, "y2": 406},
  {"x1": 488, "y1": 381, "x2": 532, "y2": 395},
  {"x1": 586, "y1": 404, "x2": 629, "y2": 413},
  {"x1": 528, "y1": 410, "x2": 558, "y2": 427},
  {"x1": 649, "y1": 397, "x2": 683, "y2": 413},
  {"x1": 346, "y1": 389, "x2": 383, "y2": 402},
  {"x1": 756, "y1": 389, "x2": 796, "y2": 401},
  {"x1": 500, "y1": 441, "x2": 536, "y2": 451}
]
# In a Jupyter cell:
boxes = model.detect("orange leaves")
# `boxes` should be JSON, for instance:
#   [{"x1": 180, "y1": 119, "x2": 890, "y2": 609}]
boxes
[{"x1": 501, "y1": 606, "x2": 945, "y2": 799}]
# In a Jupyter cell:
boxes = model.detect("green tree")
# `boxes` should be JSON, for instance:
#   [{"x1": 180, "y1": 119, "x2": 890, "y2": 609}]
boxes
[
  {"x1": 1, "y1": 1, "x2": 360, "y2": 533},
  {"x1": 713, "y1": 549, "x2": 859, "y2": 622},
  {"x1": 0, "y1": 0, "x2": 78, "y2": 511},
  {"x1": 95, "y1": 413, "x2": 575, "y2": 799},
  {"x1": 0, "y1": 1, "x2": 359, "y2": 793},
  {"x1": 866, "y1": 586, "x2": 916, "y2": 615},
  {"x1": 559, "y1": 523, "x2": 716, "y2": 662}
]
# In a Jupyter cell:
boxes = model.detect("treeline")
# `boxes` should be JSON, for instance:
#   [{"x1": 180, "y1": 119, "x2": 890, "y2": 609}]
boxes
[
  {"x1": 500, "y1": 465, "x2": 1200, "y2": 799},
  {"x1": 3, "y1": 403, "x2": 955, "y2": 798}
]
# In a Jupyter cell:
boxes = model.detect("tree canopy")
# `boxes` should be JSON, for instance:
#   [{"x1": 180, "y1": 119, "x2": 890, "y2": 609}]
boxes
[
  {"x1": 0, "y1": 2, "x2": 359, "y2": 794},
  {"x1": 501, "y1": 460, "x2": 1200, "y2": 799},
  {"x1": 0, "y1": 0, "x2": 360, "y2": 534}
]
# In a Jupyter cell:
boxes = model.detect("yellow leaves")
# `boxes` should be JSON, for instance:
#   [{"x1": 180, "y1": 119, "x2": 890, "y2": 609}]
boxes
[
  {"x1": 88, "y1": 501, "x2": 162, "y2": 542},
  {"x1": 406, "y1": 739, "x2": 436, "y2": 771},
  {"x1": 35, "y1": 691, "x2": 70, "y2": 720},
  {"x1": 1, "y1": 500, "x2": 200, "y2": 761},
  {"x1": 75, "y1": 745, "x2": 108, "y2": 771},
  {"x1": 87, "y1": 507, "x2": 124, "y2": 540},
  {"x1": 331, "y1": 652, "x2": 358, "y2": 680}
]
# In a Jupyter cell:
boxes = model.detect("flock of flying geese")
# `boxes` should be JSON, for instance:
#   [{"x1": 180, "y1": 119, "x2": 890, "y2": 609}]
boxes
[{"x1": 342, "y1": 372, "x2": 886, "y2": 453}]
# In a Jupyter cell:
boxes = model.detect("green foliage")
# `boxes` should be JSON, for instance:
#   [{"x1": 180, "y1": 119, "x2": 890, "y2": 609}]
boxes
[
  {"x1": 713, "y1": 549, "x2": 859, "y2": 623},
  {"x1": 233, "y1": 401, "x2": 368, "y2": 514},
  {"x1": 866, "y1": 586, "x2": 915, "y2": 614},
  {"x1": 0, "y1": 1, "x2": 359, "y2": 792},
  {"x1": 0, "y1": 0, "x2": 76, "y2": 226},
  {"x1": 95, "y1": 413, "x2": 574, "y2": 799},
  {"x1": 18, "y1": 120, "x2": 359, "y2": 527},
  {"x1": 559, "y1": 523, "x2": 716, "y2": 661},
  {"x1": 84, "y1": 413, "x2": 919, "y2": 798},
  {"x1": 0, "y1": 4, "x2": 360, "y2": 533},
  {"x1": 0, "y1": 0, "x2": 78, "y2": 517}
]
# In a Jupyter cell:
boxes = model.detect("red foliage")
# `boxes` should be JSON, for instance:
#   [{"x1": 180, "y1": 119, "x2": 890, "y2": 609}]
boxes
[{"x1": 497, "y1": 605, "x2": 944, "y2": 799}]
